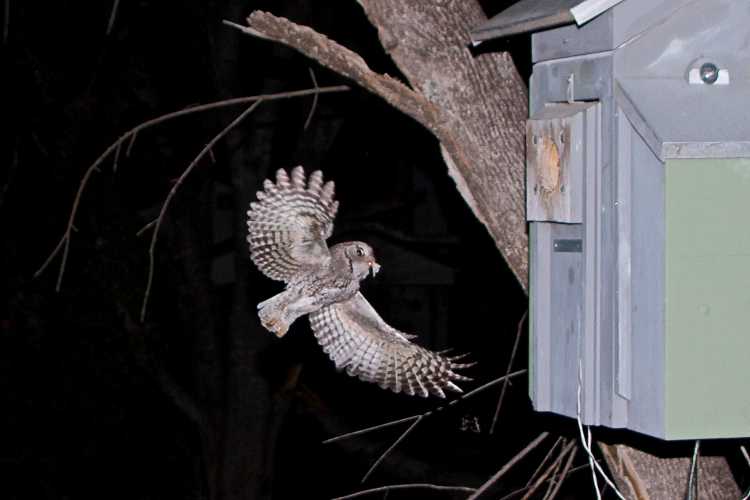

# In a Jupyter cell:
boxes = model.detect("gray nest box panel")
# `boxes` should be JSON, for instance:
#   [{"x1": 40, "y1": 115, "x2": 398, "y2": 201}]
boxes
[{"x1": 473, "y1": 0, "x2": 750, "y2": 440}]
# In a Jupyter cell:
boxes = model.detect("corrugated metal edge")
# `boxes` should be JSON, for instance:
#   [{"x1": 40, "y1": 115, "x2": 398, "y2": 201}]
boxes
[
  {"x1": 471, "y1": 10, "x2": 574, "y2": 43},
  {"x1": 471, "y1": 0, "x2": 628, "y2": 43},
  {"x1": 570, "y1": 0, "x2": 627, "y2": 25}
]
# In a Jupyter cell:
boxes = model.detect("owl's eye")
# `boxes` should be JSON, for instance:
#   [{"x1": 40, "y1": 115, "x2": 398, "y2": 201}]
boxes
[{"x1": 355, "y1": 246, "x2": 365, "y2": 257}]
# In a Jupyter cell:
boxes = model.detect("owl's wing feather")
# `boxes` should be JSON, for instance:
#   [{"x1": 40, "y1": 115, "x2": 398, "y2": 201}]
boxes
[
  {"x1": 247, "y1": 166, "x2": 339, "y2": 282},
  {"x1": 309, "y1": 293, "x2": 472, "y2": 398}
]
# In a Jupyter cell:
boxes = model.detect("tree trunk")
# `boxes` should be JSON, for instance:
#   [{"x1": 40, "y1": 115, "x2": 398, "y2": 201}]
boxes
[{"x1": 239, "y1": 1, "x2": 741, "y2": 498}]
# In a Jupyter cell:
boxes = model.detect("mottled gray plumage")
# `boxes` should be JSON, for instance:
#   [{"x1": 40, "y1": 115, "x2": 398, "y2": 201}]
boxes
[{"x1": 246, "y1": 166, "x2": 471, "y2": 397}]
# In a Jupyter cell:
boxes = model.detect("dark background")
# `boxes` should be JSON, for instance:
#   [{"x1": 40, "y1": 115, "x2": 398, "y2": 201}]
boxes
[{"x1": 0, "y1": 1, "x2": 628, "y2": 499}]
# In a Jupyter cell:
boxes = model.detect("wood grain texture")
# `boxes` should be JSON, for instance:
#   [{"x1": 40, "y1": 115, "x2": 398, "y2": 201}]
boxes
[{"x1": 356, "y1": 1, "x2": 529, "y2": 289}]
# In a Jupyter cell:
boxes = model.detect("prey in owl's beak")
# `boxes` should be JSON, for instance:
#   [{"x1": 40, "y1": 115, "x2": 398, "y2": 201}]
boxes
[{"x1": 368, "y1": 260, "x2": 381, "y2": 277}]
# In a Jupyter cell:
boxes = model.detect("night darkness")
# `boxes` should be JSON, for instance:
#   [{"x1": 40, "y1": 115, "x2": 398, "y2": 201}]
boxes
[{"x1": 0, "y1": 1, "x2": 625, "y2": 499}]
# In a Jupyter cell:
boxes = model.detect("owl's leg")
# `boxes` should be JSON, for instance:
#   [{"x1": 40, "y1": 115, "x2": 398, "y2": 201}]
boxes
[{"x1": 257, "y1": 290, "x2": 315, "y2": 338}]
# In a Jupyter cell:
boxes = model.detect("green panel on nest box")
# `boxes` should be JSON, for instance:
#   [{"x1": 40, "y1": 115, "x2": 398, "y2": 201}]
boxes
[{"x1": 665, "y1": 158, "x2": 750, "y2": 439}]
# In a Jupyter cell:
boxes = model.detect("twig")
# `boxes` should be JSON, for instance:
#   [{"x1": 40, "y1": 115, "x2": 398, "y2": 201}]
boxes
[
  {"x1": 34, "y1": 85, "x2": 349, "y2": 290},
  {"x1": 136, "y1": 219, "x2": 157, "y2": 237},
  {"x1": 324, "y1": 370, "x2": 526, "y2": 484},
  {"x1": 34, "y1": 148, "x2": 111, "y2": 289},
  {"x1": 489, "y1": 310, "x2": 527, "y2": 434},
  {"x1": 303, "y1": 67, "x2": 319, "y2": 130},
  {"x1": 332, "y1": 483, "x2": 475, "y2": 500},
  {"x1": 525, "y1": 436, "x2": 563, "y2": 488},
  {"x1": 106, "y1": 0, "x2": 120, "y2": 35},
  {"x1": 520, "y1": 440, "x2": 576, "y2": 500},
  {"x1": 497, "y1": 463, "x2": 593, "y2": 500},
  {"x1": 139, "y1": 100, "x2": 261, "y2": 321},
  {"x1": 112, "y1": 140, "x2": 122, "y2": 173},
  {"x1": 323, "y1": 415, "x2": 420, "y2": 445},
  {"x1": 361, "y1": 415, "x2": 423, "y2": 483},
  {"x1": 324, "y1": 370, "x2": 526, "y2": 445},
  {"x1": 466, "y1": 432, "x2": 550, "y2": 500},
  {"x1": 543, "y1": 443, "x2": 578, "y2": 500},
  {"x1": 126, "y1": 130, "x2": 138, "y2": 156}
]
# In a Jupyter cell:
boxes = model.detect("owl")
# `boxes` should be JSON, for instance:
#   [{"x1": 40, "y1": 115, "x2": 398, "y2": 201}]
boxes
[{"x1": 246, "y1": 166, "x2": 472, "y2": 397}]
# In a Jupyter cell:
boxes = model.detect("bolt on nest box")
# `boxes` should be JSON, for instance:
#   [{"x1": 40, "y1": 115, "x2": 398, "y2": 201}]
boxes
[{"x1": 473, "y1": 0, "x2": 750, "y2": 440}]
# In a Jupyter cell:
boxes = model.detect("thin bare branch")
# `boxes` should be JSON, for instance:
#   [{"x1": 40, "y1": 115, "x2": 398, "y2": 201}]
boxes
[
  {"x1": 106, "y1": 0, "x2": 120, "y2": 35},
  {"x1": 520, "y1": 441, "x2": 576, "y2": 500},
  {"x1": 332, "y1": 483, "x2": 475, "y2": 500},
  {"x1": 525, "y1": 437, "x2": 563, "y2": 488},
  {"x1": 35, "y1": 85, "x2": 349, "y2": 290},
  {"x1": 323, "y1": 370, "x2": 526, "y2": 445},
  {"x1": 322, "y1": 370, "x2": 526, "y2": 486},
  {"x1": 544, "y1": 445, "x2": 578, "y2": 500},
  {"x1": 490, "y1": 310, "x2": 527, "y2": 434},
  {"x1": 136, "y1": 219, "x2": 157, "y2": 237},
  {"x1": 140, "y1": 99, "x2": 262, "y2": 321},
  {"x1": 361, "y1": 415, "x2": 423, "y2": 484},
  {"x1": 323, "y1": 415, "x2": 420, "y2": 445},
  {"x1": 112, "y1": 140, "x2": 122, "y2": 173},
  {"x1": 126, "y1": 130, "x2": 138, "y2": 156},
  {"x1": 34, "y1": 145, "x2": 112, "y2": 288},
  {"x1": 466, "y1": 432, "x2": 550, "y2": 500},
  {"x1": 303, "y1": 67, "x2": 319, "y2": 130},
  {"x1": 497, "y1": 464, "x2": 593, "y2": 500},
  {"x1": 539, "y1": 455, "x2": 566, "y2": 500}
]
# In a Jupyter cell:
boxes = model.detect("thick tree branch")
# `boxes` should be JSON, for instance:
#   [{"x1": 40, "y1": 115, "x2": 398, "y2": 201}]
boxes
[
  {"x1": 226, "y1": 16, "x2": 442, "y2": 136},
  {"x1": 232, "y1": 9, "x2": 529, "y2": 288}
]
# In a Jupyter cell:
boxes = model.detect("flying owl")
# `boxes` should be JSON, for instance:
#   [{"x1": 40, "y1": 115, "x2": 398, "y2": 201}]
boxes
[{"x1": 246, "y1": 166, "x2": 472, "y2": 397}]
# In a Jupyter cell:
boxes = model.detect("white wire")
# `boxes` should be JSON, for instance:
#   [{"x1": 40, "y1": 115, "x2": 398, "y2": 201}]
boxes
[{"x1": 577, "y1": 360, "x2": 627, "y2": 500}]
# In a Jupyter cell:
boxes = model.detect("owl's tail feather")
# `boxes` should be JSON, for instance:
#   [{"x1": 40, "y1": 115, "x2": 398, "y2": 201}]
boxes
[{"x1": 257, "y1": 292, "x2": 296, "y2": 338}]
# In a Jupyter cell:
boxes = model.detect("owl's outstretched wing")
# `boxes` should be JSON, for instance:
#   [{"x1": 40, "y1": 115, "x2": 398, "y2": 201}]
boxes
[
  {"x1": 308, "y1": 293, "x2": 472, "y2": 398},
  {"x1": 246, "y1": 166, "x2": 338, "y2": 283}
]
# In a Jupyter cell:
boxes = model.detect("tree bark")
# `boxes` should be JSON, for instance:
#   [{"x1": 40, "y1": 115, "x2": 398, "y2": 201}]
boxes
[
  {"x1": 242, "y1": 6, "x2": 529, "y2": 289},
  {"x1": 238, "y1": 2, "x2": 740, "y2": 499}
]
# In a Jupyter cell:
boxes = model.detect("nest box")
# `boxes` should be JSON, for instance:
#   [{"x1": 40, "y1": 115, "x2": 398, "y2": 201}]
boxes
[{"x1": 473, "y1": 0, "x2": 750, "y2": 440}]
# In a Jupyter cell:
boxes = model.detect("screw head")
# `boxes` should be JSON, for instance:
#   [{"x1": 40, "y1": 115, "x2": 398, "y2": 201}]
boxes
[{"x1": 699, "y1": 62, "x2": 719, "y2": 84}]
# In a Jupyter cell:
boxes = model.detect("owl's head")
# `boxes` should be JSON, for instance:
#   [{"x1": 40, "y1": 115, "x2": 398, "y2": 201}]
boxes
[{"x1": 339, "y1": 241, "x2": 380, "y2": 280}]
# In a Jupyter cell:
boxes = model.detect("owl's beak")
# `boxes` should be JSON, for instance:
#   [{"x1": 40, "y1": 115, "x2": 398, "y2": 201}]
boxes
[{"x1": 368, "y1": 260, "x2": 381, "y2": 277}]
